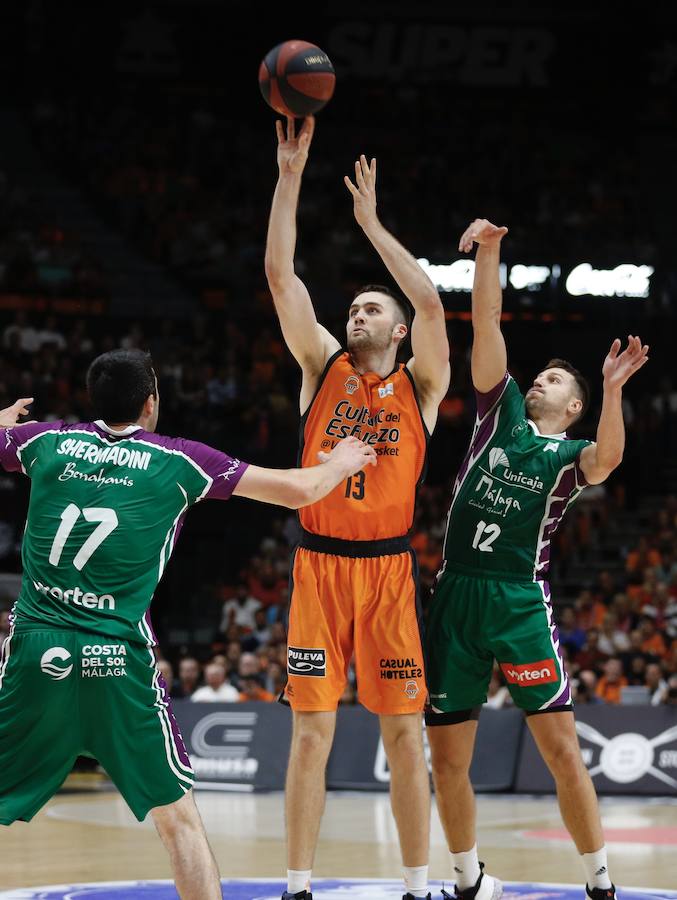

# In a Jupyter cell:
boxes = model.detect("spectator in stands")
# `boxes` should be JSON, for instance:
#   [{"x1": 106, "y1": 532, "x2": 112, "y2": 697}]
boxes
[
  {"x1": 626, "y1": 536, "x2": 661, "y2": 574},
  {"x1": 574, "y1": 670, "x2": 603, "y2": 705},
  {"x1": 575, "y1": 589, "x2": 606, "y2": 630},
  {"x1": 191, "y1": 662, "x2": 239, "y2": 702},
  {"x1": 158, "y1": 659, "x2": 173, "y2": 689},
  {"x1": 238, "y1": 675, "x2": 274, "y2": 702},
  {"x1": 664, "y1": 674, "x2": 677, "y2": 705},
  {"x1": 639, "y1": 615, "x2": 668, "y2": 659},
  {"x1": 576, "y1": 628, "x2": 608, "y2": 672},
  {"x1": 595, "y1": 658, "x2": 628, "y2": 704},
  {"x1": 557, "y1": 605, "x2": 587, "y2": 654},
  {"x1": 594, "y1": 570, "x2": 617, "y2": 607},
  {"x1": 625, "y1": 653, "x2": 649, "y2": 686},
  {"x1": 598, "y1": 611, "x2": 631, "y2": 656},
  {"x1": 219, "y1": 581, "x2": 261, "y2": 634},
  {"x1": 645, "y1": 662, "x2": 668, "y2": 706},
  {"x1": 241, "y1": 608, "x2": 272, "y2": 652},
  {"x1": 225, "y1": 640, "x2": 242, "y2": 681},
  {"x1": 611, "y1": 592, "x2": 636, "y2": 634},
  {"x1": 172, "y1": 656, "x2": 202, "y2": 699},
  {"x1": 234, "y1": 651, "x2": 261, "y2": 690}
]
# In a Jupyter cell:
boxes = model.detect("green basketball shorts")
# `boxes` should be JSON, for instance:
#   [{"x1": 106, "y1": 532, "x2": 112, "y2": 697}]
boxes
[
  {"x1": 424, "y1": 569, "x2": 571, "y2": 719},
  {"x1": 0, "y1": 628, "x2": 194, "y2": 824}
]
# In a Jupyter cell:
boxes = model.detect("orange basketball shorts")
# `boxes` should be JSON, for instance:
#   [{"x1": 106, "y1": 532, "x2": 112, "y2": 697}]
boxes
[{"x1": 285, "y1": 543, "x2": 426, "y2": 715}]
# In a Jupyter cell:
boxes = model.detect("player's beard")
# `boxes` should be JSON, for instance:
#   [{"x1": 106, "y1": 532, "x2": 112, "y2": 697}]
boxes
[{"x1": 347, "y1": 328, "x2": 391, "y2": 355}]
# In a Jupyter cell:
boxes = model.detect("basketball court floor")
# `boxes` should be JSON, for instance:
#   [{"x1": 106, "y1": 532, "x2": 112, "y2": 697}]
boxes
[{"x1": 0, "y1": 789, "x2": 675, "y2": 898}]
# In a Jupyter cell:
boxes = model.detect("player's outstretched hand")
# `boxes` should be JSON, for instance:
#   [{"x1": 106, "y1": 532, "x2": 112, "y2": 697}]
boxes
[
  {"x1": 602, "y1": 335, "x2": 649, "y2": 389},
  {"x1": 317, "y1": 436, "x2": 377, "y2": 476},
  {"x1": 275, "y1": 115, "x2": 315, "y2": 176},
  {"x1": 0, "y1": 397, "x2": 33, "y2": 428},
  {"x1": 458, "y1": 218, "x2": 508, "y2": 253},
  {"x1": 344, "y1": 155, "x2": 378, "y2": 230}
]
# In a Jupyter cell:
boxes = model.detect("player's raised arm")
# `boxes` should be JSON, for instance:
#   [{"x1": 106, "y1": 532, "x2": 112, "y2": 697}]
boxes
[
  {"x1": 232, "y1": 436, "x2": 376, "y2": 509},
  {"x1": 579, "y1": 335, "x2": 649, "y2": 485},
  {"x1": 459, "y1": 218, "x2": 509, "y2": 393},
  {"x1": 345, "y1": 155, "x2": 450, "y2": 407},
  {"x1": 264, "y1": 116, "x2": 340, "y2": 382}
]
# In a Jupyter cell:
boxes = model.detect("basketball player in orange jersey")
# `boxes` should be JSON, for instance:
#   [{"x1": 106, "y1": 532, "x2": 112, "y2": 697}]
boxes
[{"x1": 265, "y1": 115, "x2": 450, "y2": 900}]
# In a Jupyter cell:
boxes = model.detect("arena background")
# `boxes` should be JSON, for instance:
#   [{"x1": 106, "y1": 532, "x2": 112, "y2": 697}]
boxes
[{"x1": 0, "y1": 2, "x2": 675, "y2": 897}]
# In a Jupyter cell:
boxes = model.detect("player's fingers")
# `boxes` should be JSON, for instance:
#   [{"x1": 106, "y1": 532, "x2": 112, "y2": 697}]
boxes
[
  {"x1": 287, "y1": 116, "x2": 295, "y2": 140},
  {"x1": 360, "y1": 154, "x2": 370, "y2": 184},
  {"x1": 303, "y1": 115, "x2": 315, "y2": 140},
  {"x1": 317, "y1": 451, "x2": 330, "y2": 463},
  {"x1": 498, "y1": 226, "x2": 509, "y2": 236},
  {"x1": 609, "y1": 338, "x2": 621, "y2": 357},
  {"x1": 344, "y1": 175, "x2": 359, "y2": 196},
  {"x1": 355, "y1": 158, "x2": 366, "y2": 192},
  {"x1": 275, "y1": 120, "x2": 284, "y2": 143},
  {"x1": 370, "y1": 157, "x2": 376, "y2": 185}
]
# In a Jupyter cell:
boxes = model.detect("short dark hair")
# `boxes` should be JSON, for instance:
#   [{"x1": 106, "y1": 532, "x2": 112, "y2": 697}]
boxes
[
  {"x1": 543, "y1": 358, "x2": 590, "y2": 420},
  {"x1": 352, "y1": 284, "x2": 413, "y2": 331},
  {"x1": 86, "y1": 349, "x2": 156, "y2": 423}
]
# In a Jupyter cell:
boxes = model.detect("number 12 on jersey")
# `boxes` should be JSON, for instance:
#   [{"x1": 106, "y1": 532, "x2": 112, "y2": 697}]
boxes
[{"x1": 472, "y1": 520, "x2": 501, "y2": 552}]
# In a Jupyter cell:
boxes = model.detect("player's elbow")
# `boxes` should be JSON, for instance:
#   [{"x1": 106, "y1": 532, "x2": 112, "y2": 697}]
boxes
[{"x1": 264, "y1": 257, "x2": 293, "y2": 290}]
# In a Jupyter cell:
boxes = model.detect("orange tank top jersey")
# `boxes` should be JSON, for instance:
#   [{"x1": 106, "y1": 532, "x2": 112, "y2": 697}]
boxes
[{"x1": 299, "y1": 351, "x2": 428, "y2": 541}]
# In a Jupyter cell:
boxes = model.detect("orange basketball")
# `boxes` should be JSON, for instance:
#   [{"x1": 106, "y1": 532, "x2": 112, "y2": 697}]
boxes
[{"x1": 258, "y1": 40, "x2": 335, "y2": 117}]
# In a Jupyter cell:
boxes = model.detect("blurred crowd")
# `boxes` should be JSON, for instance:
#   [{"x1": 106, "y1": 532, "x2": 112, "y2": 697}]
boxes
[{"x1": 26, "y1": 90, "x2": 662, "y2": 303}]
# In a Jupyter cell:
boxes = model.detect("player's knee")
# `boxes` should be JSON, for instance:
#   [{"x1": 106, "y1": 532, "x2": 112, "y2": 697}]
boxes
[
  {"x1": 541, "y1": 740, "x2": 586, "y2": 780},
  {"x1": 381, "y1": 724, "x2": 423, "y2": 765},
  {"x1": 290, "y1": 723, "x2": 334, "y2": 760},
  {"x1": 152, "y1": 795, "x2": 203, "y2": 845},
  {"x1": 430, "y1": 742, "x2": 471, "y2": 781}
]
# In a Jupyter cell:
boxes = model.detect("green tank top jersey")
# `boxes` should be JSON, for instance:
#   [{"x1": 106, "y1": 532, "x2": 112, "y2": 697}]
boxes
[
  {"x1": 0, "y1": 420, "x2": 248, "y2": 645},
  {"x1": 442, "y1": 374, "x2": 591, "y2": 583}
]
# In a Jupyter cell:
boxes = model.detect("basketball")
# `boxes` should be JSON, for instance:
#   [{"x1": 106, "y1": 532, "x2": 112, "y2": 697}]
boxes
[{"x1": 258, "y1": 40, "x2": 335, "y2": 118}]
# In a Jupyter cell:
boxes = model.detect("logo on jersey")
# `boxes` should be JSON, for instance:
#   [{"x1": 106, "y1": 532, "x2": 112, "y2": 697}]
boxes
[
  {"x1": 483, "y1": 446, "x2": 544, "y2": 492},
  {"x1": 218, "y1": 459, "x2": 242, "y2": 481},
  {"x1": 404, "y1": 680, "x2": 419, "y2": 699},
  {"x1": 33, "y1": 580, "x2": 116, "y2": 610},
  {"x1": 378, "y1": 382, "x2": 394, "y2": 399},
  {"x1": 344, "y1": 375, "x2": 360, "y2": 395},
  {"x1": 40, "y1": 647, "x2": 73, "y2": 680},
  {"x1": 489, "y1": 447, "x2": 510, "y2": 471},
  {"x1": 380, "y1": 657, "x2": 423, "y2": 680},
  {"x1": 500, "y1": 659, "x2": 558, "y2": 686},
  {"x1": 543, "y1": 442, "x2": 560, "y2": 453},
  {"x1": 288, "y1": 646, "x2": 326, "y2": 677}
]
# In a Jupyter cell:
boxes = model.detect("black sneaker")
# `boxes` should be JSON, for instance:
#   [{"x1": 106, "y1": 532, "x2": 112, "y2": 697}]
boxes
[
  {"x1": 586, "y1": 887, "x2": 616, "y2": 900},
  {"x1": 403, "y1": 894, "x2": 432, "y2": 899},
  {"x1": 441, "y1": 863, "x2": 503, "y2": 899},
  {"x1": 281, "y1": 892, "x2": 312, "y2": 900}
]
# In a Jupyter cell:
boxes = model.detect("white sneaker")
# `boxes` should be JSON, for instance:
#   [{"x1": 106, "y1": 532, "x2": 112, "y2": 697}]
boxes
[{"x1": 441, "y1": 863, "x2": 503, "y2": 900}]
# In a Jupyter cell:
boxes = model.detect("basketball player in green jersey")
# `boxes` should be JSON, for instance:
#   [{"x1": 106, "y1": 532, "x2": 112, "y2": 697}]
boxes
[
  {"x1": 425, "y1": 220, "x2": 649, "y2": 900},
  {"x1": 0, "y1": 350, "x2": 375, "y2": 900}
]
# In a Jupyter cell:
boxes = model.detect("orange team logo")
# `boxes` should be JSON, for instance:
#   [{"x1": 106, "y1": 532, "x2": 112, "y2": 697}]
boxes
[{"x1": 344, "y1": 375, "x2": 360, "y2": 395}]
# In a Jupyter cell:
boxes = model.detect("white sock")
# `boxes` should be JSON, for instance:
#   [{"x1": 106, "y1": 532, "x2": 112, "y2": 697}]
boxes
[
  {"x1": 403, "y1": 864, "x2": 429, "y2": 897},
  {"x1": 287, "y1": 869, "x2": 312, "y2": 894},
  {"x1": 451, "y1": 845, "x2": 481, "y2": 891},
  {"x1": 581, "y1": 847, "x2": 612, "y2": 890}
]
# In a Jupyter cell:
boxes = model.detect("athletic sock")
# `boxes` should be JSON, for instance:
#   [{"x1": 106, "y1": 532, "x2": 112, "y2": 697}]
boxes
[
  {"x1": 287, "y1": 869, "x2": 312, "y2": 894},
  {"x1": 451, "y1": 845, "x2": 482, "y2": 891},
  {"x1": 581, "y1": 848, "x2": 612, "y2": 890},
  {"x1": 403, "y1": 864, "x2": 429, "y2": 897}
]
